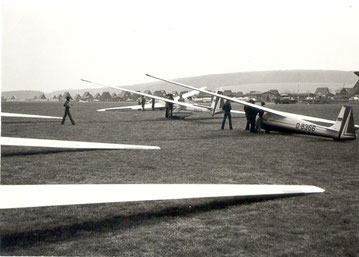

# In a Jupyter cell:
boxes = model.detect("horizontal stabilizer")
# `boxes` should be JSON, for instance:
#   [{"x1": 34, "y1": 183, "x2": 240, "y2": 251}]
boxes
[
  {"x1": 1, "y1": 112, "x2": 62, "y2": 120},
  {"x1": 0, "y1": 184, "x2": 324, "y2": 209},
  {"x1": 0, "y1": 137, "x2": 160, "y2": 150}
]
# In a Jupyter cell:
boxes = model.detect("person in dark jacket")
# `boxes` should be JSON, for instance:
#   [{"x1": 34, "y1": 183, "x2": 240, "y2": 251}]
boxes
[
  {"x1": 165, "y1": 94, "x2": 174, "y2": 118},
  {"x1": 221, "y1": 99, "x2": 233, "y2": 130},
  {"x1": 244, "y1": 105, "x2": 250, "y2": 130},
  {"x1": 245, "y1": 99, "x2": 258, "y2": 132},
  {"x1": 61, "y1": 96, "x2": 75, "y2": 125},
  {"x1": 152, "y1": 98, "x2": 155, "y2": 110},
  {"x1": 141, "y1": 96, "x2": 146, "y2": 111}
]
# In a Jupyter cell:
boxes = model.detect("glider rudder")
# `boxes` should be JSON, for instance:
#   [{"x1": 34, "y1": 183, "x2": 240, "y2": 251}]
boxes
[{"x1": 330, "y1": 105, "x2": 356, "y2": 140}]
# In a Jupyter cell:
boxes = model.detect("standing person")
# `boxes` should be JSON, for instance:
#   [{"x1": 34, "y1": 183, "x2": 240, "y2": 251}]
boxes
[
  {"x1": 165, "y1": 94, "x2": 170, "y2": 118},
  {"x1": 221, "y1": 99, "x2": 233, "y2": 130},
  {"x1": 178, "y1": 94, "x2": 185, "y2": 102},
  {"x1": 61, "y1": 96, "x2": 75, "y2": 125},
  {"x1": 256, "y1": 102, "x2": 265, "y2": 132},
  {"x1": 244, "y1": 104, "x2": 250, "y2": 130},
  {"x1": 141, "y1": 96, "x2": 146, "y2": 111},
  {"x1": 168, "y1": 94, "x2": 174, "y2": 118},
  {"x1": 247, "y1": 99, "x2": 258, "y2": 133},
  {"x1": 152, "y1": 98, "x2": 155, "y2": 110}
]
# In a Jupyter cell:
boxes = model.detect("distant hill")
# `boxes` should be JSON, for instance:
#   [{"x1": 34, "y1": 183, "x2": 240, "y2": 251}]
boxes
[
  {"x1": 1, "y1": 90, "x2": 44, "y2": 100},
  {"x1": 3, "y1": 70, "x2": 358, "y2": 99},
  {"x1": 131, "y1": 70, "x2": 358, "y2": 94}
]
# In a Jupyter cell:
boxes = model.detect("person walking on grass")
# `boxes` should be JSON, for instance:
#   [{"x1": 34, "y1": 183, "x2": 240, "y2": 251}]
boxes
[
  {"x1": 221, "y1": 99, "x2": 233, "y2": 130},
  {"x1": 61, "y1": 96, "x2": 75, "y2": 125}
]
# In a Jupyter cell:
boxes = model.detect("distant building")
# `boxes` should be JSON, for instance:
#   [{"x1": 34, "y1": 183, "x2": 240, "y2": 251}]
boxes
[
  {"x1": 223, "y1": 90, "x2": 234, "y2": 97},
  {"x1": 244, "y1": 91, "x2": 262, "y2": 101},
  {"x1": 111, "y1": 93, "x2": 121, "y2": 102},
  {"x1": 261, "y1": 90, "x2": 280, "y2": 102},
  {"x1": 124, "y1": 92, "x2": 140, "y2": 101},
  {"x1": 39, "y1": 93, "x2": 47, "y2": 100},
  {"x1": 334, "y1": 88, "x2": 349, "y2": 98},
  {"x1": 143, "y1": 90, "x2": 152, "y2": 95},
  {"x1": 153, "y1": 90, "x2": 167, "y2": 97},
  {"x1": 94, "y1": 93, "x2": 101, "y2": 100},
  {"x1": 117, "y1": 91, "x2": 132, "y2": 101},
  {"x1": 196, "y1": 91, "x2": 213, "y2": 98},
  {"x1": 100, "y1": 91, "x2": 112, "y2": 101},
  {"x1": 194, "y1": 91, "x2": 213, "y2": 102},
  {"x1": 314, "y1": 87, "x2": 332, "y2": 96},
  {"x1": 51, "y1": 95, "x2": 59, "y2": 101},
  {"x1": 62, "y1": 92, "x2": 72, "y2": 100},
  {"x1": 73, "y1": 94, "x2": 81, "y2": 101},
  {"x1": 233, "y1": 91, "x2": 243, "y2": 97},
  {"x1": 82, "y1": 91, "x2": 94, "y2": 101},
  {"x1": 345, "y1": 78, "x2": 359, "y2": 96},
  {"x1": 290, "y1": 93, "x2": 315, "y2": 102},
  {"x1": 314, "y1": 87, "x2": 334, "y2": 103}
]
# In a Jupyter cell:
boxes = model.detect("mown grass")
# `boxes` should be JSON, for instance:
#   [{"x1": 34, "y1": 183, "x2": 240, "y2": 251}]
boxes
[{"x1": 1, "y1": 101, "x2": 359, "y2": 256}]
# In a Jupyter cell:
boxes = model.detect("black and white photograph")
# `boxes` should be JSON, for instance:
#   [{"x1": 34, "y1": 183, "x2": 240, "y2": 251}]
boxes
[{"x1": 1, "y1": 0, "x2": 359, "y2": 256}]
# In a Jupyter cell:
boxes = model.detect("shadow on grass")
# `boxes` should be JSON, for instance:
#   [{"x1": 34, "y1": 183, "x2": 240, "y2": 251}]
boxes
[
  {"x1": 2, "y1": 121, "x2": 60, "y2": 124},
  {"x1": 0, "y1": 194, "x2": 304, "y2": 251},
  {"x1": 1, "y1": 149, "x2": 104, "y2": 157}
]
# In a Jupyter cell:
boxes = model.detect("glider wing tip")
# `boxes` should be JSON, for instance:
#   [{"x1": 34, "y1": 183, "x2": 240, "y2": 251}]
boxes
[{"x1": 308, "y1": 186, "x2": 325, "y2": 193}]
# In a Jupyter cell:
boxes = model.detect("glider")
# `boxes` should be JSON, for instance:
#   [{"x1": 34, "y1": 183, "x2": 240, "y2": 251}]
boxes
[
  {"x1": 1, "y1": 112, "x2": 62, "y2": 120},
  {"x1": 0, "y1": 184, "x2": 324, "y2": 209},
  {"x1": 96, "y1": 88, "x2": 207, "y2": 112},
  {"x1": 0, "y1": 137, "x2": 160, "y2": 150},
  {"x1": 81, "y1": 79, "x2": 245, "y2": 118},
  {"x1": 146, "y1": 74, "x2": 359, "y2": 140}
]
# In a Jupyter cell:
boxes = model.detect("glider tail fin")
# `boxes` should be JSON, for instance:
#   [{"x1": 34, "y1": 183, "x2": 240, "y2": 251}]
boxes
[
  {"x1": 210, "y1": 91, "x2": 224, "y2": 116},
  {"x1": 330, "y1": 105, "x2": 356, "y2": 140}
]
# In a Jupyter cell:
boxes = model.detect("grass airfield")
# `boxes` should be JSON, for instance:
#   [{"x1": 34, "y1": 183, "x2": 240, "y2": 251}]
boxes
[{"x1": 1, "y1": 101, "x2": 359, "y2": 256}]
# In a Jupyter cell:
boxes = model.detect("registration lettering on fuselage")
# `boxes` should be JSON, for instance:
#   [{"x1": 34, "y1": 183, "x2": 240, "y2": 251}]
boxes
[{"x1": 296, "y1": 123, "x2": 316, "y2": 132}]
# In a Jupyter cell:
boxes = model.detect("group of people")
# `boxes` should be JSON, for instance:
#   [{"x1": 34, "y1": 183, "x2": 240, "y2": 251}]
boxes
[
  {"x1": 221, "y1": 99, "x2": 266, "y2": 133},
  {"x1": 61, "y1": 94, "x2": 266, "y2": 131}
]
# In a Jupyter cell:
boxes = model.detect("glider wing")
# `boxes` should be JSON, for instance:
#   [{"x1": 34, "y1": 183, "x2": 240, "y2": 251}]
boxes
[
  {"x1": 97, "y1": 103, "x2": 165, "y2": 112},
  {"x1": 0, "y1": 184, "x2": 324, "y2": 209},
  {"x1": 81, "y1": 79, "x2": 210, "y2": 112},
  {"x1": 0, "y1": 137, "x2": 160, "y2": 150},
  {"x1": 1, "y1": 112, "x2": 62, "y2": 120},
  {"x1": 145, "y1": 74, "x2": 287, "y2": 117}
]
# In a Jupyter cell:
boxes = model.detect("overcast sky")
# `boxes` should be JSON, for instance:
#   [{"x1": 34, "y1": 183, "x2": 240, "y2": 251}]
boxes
[{"x1": 2, "y1": 0, "x2": 359, "y2": 92}]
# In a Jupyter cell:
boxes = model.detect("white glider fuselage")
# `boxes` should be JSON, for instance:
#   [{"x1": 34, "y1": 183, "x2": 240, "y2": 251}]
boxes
[{"x1": 263, "y1": 113, "x2": 337, "y2": 138}]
